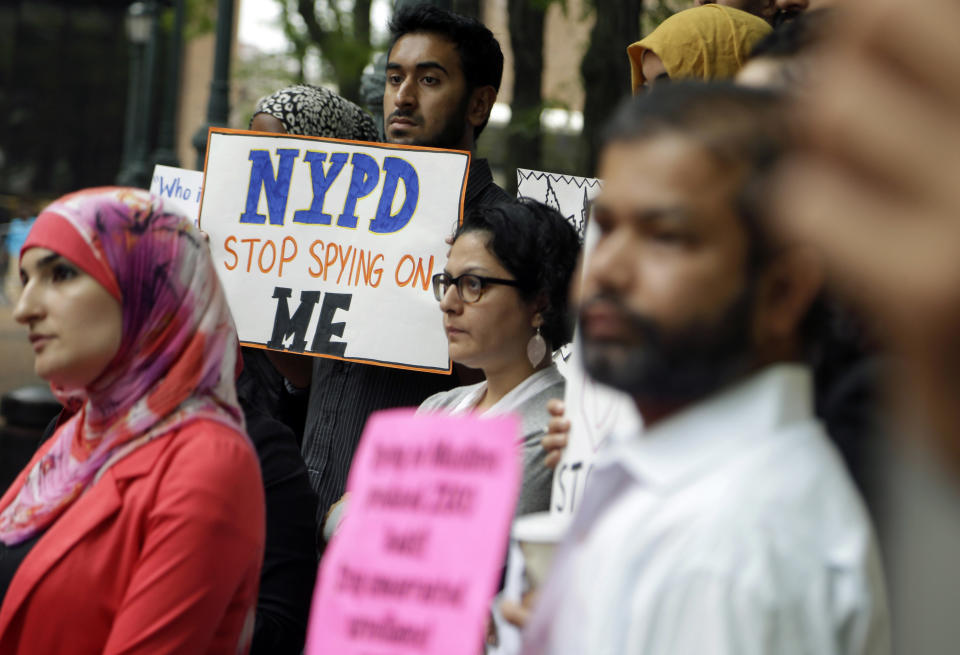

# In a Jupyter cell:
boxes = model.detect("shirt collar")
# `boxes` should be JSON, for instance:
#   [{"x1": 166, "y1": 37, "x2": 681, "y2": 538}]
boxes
[{"x1": 599, "y1": 364, "x2": 815, "y2": 491}]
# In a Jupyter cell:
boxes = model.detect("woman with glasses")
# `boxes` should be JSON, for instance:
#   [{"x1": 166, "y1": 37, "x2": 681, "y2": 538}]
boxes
[
  {"x1": 423, "y1": 199, "x2": 580, "y2": 516},
  {"x1": 324, "y1": 199, "x2": 578, "y2": 524}
]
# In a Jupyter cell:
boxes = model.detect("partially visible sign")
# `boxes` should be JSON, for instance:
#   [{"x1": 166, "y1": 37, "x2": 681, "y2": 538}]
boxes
[
  {"x1": 150, "y1": 165, "x2": 203, "y2": 225},
  {"x1": 550, "y1": 323, "x2": 641, "y2": 516},
  {"x1": 517, "y1": 168, "x2": 642, "y2": 516},
  {"x1": 306, "y1": 410, "x2": 521, "y2": 655},
  {"x1": 200, "y1": 129, "x2": 470, "y2": 373},
  {"x1": 516, "y1": 168, "x2": 600, "y2": 239}
]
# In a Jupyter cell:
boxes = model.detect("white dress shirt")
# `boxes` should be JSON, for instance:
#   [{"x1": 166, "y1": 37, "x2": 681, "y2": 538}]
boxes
[{"x1": 522, "y1": 364, "x2": 890, "y2": 655}]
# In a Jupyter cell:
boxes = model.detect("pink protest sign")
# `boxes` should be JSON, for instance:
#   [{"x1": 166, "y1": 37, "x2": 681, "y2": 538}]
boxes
[{"x1": 306, "y1": 408, "x2": 521, "y2": 655}]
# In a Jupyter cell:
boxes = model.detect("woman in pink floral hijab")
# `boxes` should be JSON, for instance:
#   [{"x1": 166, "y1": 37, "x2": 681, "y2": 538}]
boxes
[{"x1": 0, "y1": 187, "x2": 265, "y2": 654}]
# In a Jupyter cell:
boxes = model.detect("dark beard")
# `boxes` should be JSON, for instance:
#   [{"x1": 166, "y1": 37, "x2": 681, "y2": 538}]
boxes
[
  {"x1": 385, "y1": 95, "x2": 470, "y2": 150},
  {"x1": 425, "y1": 93, "x2": 470, "y2": 149},
  {"x1": 580, "y1": 288, "x2": 755, "y2": 405}
]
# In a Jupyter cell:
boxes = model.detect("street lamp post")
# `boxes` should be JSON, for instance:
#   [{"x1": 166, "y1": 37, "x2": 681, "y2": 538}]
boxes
[
  {"x1": 151, "y1": 0, "x2": 185, "y2": 168},
  {"x1": 130, "y1": 0, "x2": 162, "y2": 188},
  {"x1": 117, "y1": 1, "x2": 153, "y2": 187},
  {"x1": 192, "y1": 0, "x2": 235, "y2": 169}
]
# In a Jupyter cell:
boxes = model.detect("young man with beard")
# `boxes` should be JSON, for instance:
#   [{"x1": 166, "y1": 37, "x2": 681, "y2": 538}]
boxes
[
  {"x1": 299, "y1": 4, "x2": 510, "y2": 551},
  {"x1": 520, "y1": 83, "x2": 890, "y2": 655},
  {"x1": 383, "y1": 2, "x2": 509, "y2": 210}
]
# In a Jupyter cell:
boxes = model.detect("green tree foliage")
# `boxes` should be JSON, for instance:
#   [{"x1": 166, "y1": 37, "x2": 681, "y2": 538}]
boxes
[
  {"x1": 278, "y1": 0, "x2": 311, "y2": 83},
  {"x1": 503, "y1": 0, "x2": 675, "y2": 183},
  {"x1": 182, "y1": 0, "x2": 217, "y2": 39},
  {"x1": 642, "y1": 0, "x2": 677, "y2": 32},
  {"x1": 293, "y1": 0, "x2": 373, "y2": 103}
]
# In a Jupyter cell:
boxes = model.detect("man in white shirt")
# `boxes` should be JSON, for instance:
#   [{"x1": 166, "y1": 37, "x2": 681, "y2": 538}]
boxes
[{"x1": 521, "y1": 82, "x2": 890, "y2": 655}]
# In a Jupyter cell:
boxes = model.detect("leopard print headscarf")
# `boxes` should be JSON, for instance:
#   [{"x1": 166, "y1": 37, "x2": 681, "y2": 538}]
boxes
[{"x1": 251, "y1": 84, "x2": 379, "y2": 142}]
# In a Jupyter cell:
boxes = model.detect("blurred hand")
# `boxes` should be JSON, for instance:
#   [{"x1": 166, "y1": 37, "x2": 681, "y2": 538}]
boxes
[
  {"x1": 772, "y1": 0, "x2": 960, "y2": 464},
  {"x1": 541, "y1": 398, "x2": 570, "y2": 469},
  {"x1": 500, "y1": 589, "x2": 539, "y2": 630},
  {"x1": 265, "y1": 350, "x2": 313, "y2": 389},
  {"x1": 484, "y1": 610, "x2": 498, "y2": 649},
  {"x1": 323, "y1": 492, "x2": 350, "y2": 540}
]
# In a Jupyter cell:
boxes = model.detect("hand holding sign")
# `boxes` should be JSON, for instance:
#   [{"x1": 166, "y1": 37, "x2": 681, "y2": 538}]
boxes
[
  {"x1": 541, "y1": 399, "x2": 570, "y2": 470},
  {"x1": 305, "y1": 409, "x2": 520, "y2": 655}
]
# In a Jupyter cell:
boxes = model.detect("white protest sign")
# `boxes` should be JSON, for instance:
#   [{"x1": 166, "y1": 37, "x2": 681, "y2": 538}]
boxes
[
  {"x1": 517, "y1": 168, "x2": 641, "y2": 516},
  {"x1": 150, "y1": 165, "x2": 204, "y2": 225},
  {"x1": 200, "y1": 128, "x2": 469, "y2": 373},
  {"x1": 516, "y1": 168, "x2": 599, "y2": 239}
]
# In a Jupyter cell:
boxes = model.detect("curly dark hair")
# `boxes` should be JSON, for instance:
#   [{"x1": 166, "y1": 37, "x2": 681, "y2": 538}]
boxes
[
  {"x1": 388, "y1": 3, "x2": 503, "y2": 139},
  {"x1": 452, "y1": 198, "x2": 581, "y2": 350}
]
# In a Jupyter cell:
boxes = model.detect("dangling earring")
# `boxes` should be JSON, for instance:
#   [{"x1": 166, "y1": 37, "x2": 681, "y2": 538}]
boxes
[{"x1": 527, "y1": 325, "x2": 547, "y2": 367}]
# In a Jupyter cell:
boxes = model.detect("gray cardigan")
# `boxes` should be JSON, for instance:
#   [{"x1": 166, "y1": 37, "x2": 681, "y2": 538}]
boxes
[{"x1": 418, "y1": 371, "x2": 565, "y2": 517}]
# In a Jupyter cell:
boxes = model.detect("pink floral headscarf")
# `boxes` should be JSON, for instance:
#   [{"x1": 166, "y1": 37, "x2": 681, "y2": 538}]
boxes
[{"x1": 0, "y1": 187, "x2": 245, "y2": 545}]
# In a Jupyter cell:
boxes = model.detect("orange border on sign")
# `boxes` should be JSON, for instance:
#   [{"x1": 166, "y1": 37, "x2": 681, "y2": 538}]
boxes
[
  {"x1": 240, "y1": 341, "x2": 453, "y2": 374},
  {"x1": 199, "y1": 126, "x2": 470, "y2": 376}
]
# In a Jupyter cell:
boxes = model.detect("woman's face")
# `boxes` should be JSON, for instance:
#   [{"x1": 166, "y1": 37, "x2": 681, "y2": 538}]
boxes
[
  {"x1": 439, "y1": 232, "x2": 539, "y2": 373},
  {"x1": 14, "y1": 247, "x2": 123, "y2": 388}
]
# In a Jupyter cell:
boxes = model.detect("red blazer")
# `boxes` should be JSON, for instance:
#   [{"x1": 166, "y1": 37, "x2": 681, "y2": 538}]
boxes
[{"x1": 0, "y1": 419, "x2": 266, "y2": 654}]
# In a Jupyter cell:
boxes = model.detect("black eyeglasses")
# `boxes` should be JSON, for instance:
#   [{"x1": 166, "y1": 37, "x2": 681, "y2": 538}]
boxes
[{"x1": 432, "y1": 272, "x2": 521, "y2": 303}]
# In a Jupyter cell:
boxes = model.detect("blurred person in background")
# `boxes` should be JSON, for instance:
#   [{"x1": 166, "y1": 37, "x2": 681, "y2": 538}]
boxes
[
  {"x1": 771, "y1": 0, "x2": 960, "y2": 477},
  {"x1": 695, "y1": 0, "x2": 779, "y2": 23},
  {"x1": 518, "y1": 83, "x2": 889, "y2": 655},
  {"x1": 549, "y1": 5, "x2": 879, "y2": 506},
  {"x1": 628, "y1": 5, "x2": 772, "y2": 93},
  {"x1": 1, "y1": 188, "x2": 264, "y2": 654},
  {"x1": 736, "y1": 8, "x2": 832, "y2": 91},
  {"x1": 694, "y1": 0, "x2": 812, "y2": 25},
  {"x1": 733, "y1": 7, "x2": 884, "y2": 505},
  {"x1": 771, "y1": 0, "x2": 960, "y2": 649}
]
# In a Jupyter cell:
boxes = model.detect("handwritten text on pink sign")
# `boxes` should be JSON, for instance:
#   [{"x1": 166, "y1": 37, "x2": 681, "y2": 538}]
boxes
[{"x1": 306, "y1": 409, "x2": 521, "y2": 655}]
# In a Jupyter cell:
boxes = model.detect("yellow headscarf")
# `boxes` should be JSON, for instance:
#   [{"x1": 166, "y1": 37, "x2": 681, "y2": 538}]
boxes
[{"x1": 627, "y1": 5, "x2": 772, "y2": 93}]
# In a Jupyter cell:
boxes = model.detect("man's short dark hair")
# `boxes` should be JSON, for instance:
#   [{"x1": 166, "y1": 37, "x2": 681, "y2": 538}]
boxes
[
  {"x1": 388, "y1": 3, "x2": 504, "y2": 138},
  {"x1": 602, "y1": 82, "x2": 785, "y2": 271}
]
